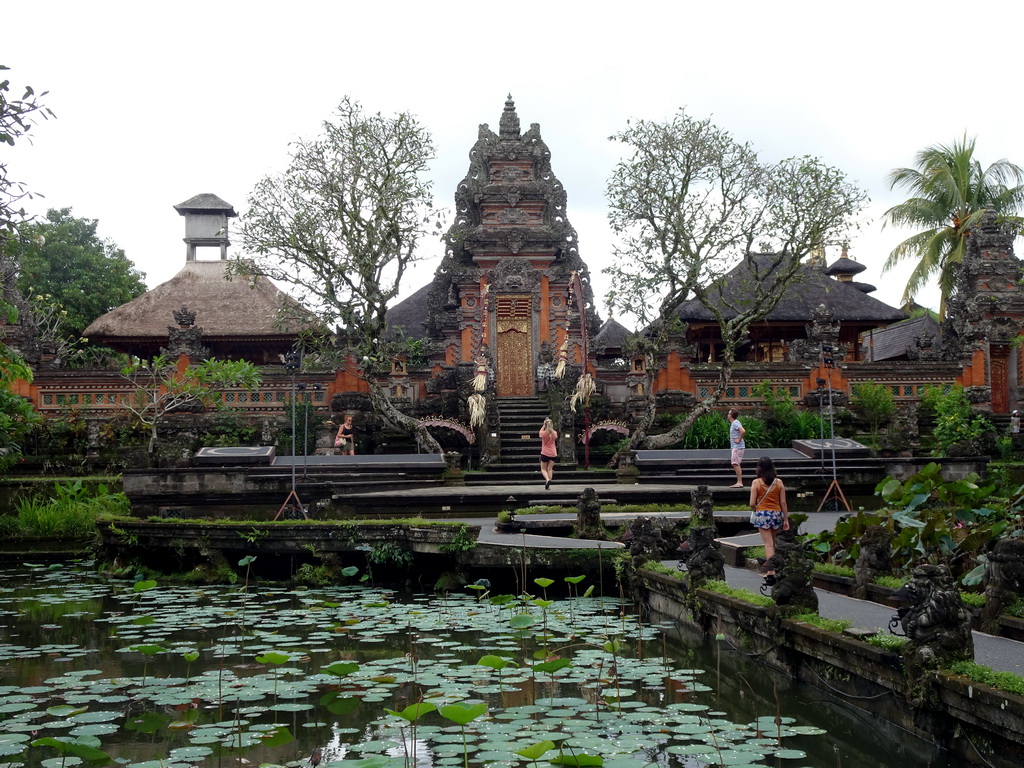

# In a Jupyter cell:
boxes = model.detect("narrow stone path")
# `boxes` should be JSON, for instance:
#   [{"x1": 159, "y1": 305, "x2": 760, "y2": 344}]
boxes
[{"x1": 457, "y1": 507, "x2": 1024, "y2": 676}]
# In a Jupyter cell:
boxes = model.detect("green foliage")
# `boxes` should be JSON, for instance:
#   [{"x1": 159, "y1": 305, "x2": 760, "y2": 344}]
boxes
[
  {"x1": 925, "y1": 384, "x2": 992, "y2": 456},
  {"x1": 802, "y1": 463, "x2": 1020, "y2": 582},
  {"x1": 1, "y1": 479, "x2": 128, "y2": 539},
  {"x1": 205, "y1": 411, "x2": 260, "y2": 447},
  {"x1": 368, "y1": 542, "x2": 414, "y2": 568},
  {"x1": 851, "y1": 380, "x2": 895, "y2": 439},
  {"x1": 236, "y1": 97, "x2": 444, "y2": 453},
  {"x1": 754, "y1": 380, "x2": 795, "y2": 423},
  {"x1": 0, "y1": 385, "x2": 39, "y2": 469},
  {"x1": 883, "y1": 136, "x2": 1024, "y2": 310},
  {"x1": 996, "y1": 435, "x2": 1014, "y2": 461},
  {"x1": 438, "y1": 524, "x2": 477, "y2": 554},
  {"x1": 948, "y1": 661, "x2": 1024, "y2": 696},
  {"x1": 16, "y1": 208, "x2": 147, "y2": 339},
  {"x1": 679, "y1": 412, "x2": 728, "y2": 449},
  {"x1": 1, "y1": 65, "x2": 55, "y2": 231},
  {"x1": 119, "y1": 355, "x2": 262, "y2": 452},
  {"x1": 959, "y1": 590, "x2": 985, "y2": 607}
]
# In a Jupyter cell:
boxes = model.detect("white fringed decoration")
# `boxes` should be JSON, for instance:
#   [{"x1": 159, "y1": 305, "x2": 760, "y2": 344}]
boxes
[
  {"x1": 570, "y1": 372, "x2": 596, "y2": 412},
  {"x1": 468, "y1": 393, "x2": 487, "y2": 428},
  {"x1": 473, "y1": 358, "x2": 487, "y2": 392},
  {"x1": 554, "y1": 340, "x2": 568, "y2": 379}
]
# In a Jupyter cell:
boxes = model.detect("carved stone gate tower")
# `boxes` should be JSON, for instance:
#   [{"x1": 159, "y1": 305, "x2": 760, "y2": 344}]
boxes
[{"x1": 425, "y1": 97, "x2": 599, "y2": 396}]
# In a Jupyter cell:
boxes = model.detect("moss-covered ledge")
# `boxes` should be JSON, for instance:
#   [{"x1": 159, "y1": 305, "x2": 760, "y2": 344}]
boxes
[
  {"x1": 636, "y1": 566, "x2": 1024, "y2": 768},
  {"x1": 97, "y1": 518, "x2": 479, "y2": 558}
]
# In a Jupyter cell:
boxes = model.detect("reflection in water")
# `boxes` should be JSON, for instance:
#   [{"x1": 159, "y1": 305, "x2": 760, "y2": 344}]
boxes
[{"x1": 0, "y1": 563, "x2": 953, "y2": 767}]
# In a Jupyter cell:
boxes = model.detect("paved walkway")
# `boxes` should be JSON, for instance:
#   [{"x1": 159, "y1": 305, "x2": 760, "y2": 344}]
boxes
[{"x1": 463, "y1": 506, "x2": 1024, "y2": 676}]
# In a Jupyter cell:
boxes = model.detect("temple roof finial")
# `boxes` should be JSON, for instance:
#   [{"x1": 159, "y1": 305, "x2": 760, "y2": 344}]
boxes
[{"x1": 499, "y1": 94, "x2": 520, "y2": 139}]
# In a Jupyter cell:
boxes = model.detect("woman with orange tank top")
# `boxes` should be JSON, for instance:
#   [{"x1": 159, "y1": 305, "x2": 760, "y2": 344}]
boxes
[{"x1": 749, "y1": 456, "x2": 789, "y2": 585}]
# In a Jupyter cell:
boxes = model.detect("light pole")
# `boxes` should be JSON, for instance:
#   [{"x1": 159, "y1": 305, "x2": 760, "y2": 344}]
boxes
[
  {"x1": 275, "y1": 351, "x2": 307, "y2": 520},
  {"x1": 817, "y1": 343, "x2": 849, "y2": 513}
]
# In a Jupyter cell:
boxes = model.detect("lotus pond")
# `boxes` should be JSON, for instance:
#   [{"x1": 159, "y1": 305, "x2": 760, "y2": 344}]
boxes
[{"x1": 0, "y1": 561, "x2": 952, "y2": 768}]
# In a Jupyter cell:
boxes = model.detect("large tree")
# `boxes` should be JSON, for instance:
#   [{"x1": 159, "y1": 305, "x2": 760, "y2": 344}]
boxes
[
  {"x1": 605, "y1": 109, "x2": 867, "y2": 450},
  {"x1": 120, "y1": 355, "x2": 262, "y2": 454},
  {"x1": 236, "y1": 97, "x2": 444, "y2": 453},
  {"x1": 1, "y1": 65, "x2": 53, "y2": 237},
  {"x1": 883, "y1": 136, "x2": 1024, "y2": 315},
  {"x1": 0, "y1": 66, "x2": 51, "y2": 468},
  {"x1": 15, "y1": 207, "x2": 147, "y2": 339}
]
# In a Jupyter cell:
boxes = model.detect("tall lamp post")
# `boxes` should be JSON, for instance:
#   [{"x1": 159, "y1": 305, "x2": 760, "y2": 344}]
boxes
[
  {"x1": 275, "y1": 351, "x2": 308, "y2": 520},
  {"x1": 817, "y1": 343, "x2": 850, "y2": 513}
]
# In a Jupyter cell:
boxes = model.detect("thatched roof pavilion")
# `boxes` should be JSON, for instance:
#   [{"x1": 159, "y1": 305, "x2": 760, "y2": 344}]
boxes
[{"x1": 84, "y1": 195, "x2": 321, "y2": 363}]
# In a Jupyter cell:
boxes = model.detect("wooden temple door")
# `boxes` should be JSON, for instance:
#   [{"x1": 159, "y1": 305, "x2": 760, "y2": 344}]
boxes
[
  {"x1": 495, "y1": 295, "x2": 533, "y2": 396},
  {"x1": 992, "y1": 345, "x2": 1010, "y2": 413}
]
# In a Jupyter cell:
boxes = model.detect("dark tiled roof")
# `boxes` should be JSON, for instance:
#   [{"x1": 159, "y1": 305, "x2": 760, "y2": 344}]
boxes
[
  {"x1": 386, "y1": 282, "x2": 432, "y2": 340},
  {"x1": 673, "y1": 254, "x2": 907, "y2": 324},
  {"x1": 593, "y1": 318, "x2": 634, "y2": 352},
  {"x1": 860, "y1": 315, "x2": 942, "y2": 361},
  {"x1": 173, "y1": 193, "x2": 238, "y2": 216}
]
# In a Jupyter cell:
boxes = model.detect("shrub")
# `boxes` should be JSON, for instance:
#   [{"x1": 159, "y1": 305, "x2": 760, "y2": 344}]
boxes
[
  {"x1": 679, "y1": 412, "x2": 729, "y2": 449},
  {"x1": 927, "y1": 384, "x2": 992, "y2": 456},
  {"x1": 851, "y1": 381, "x2": 895, "y2": 440},
  {"x1": 8, "y1": 479, "x2": 127, "y2": 538}
]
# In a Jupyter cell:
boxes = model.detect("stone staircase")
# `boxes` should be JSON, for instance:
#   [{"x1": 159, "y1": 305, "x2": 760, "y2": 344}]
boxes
[{"x1": 465, "y1": 396, "x2": 617, "y2": 487}]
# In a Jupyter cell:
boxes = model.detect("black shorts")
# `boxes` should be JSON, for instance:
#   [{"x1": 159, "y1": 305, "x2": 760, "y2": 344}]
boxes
[{"x1": 540, "y1": 454, "x2": 556, "y2": 464}]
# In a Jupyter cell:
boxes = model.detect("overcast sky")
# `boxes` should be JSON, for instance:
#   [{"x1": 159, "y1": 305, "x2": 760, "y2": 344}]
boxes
[{"x1": 7, "y1": 0, "x2": 1024, "y2": 326}]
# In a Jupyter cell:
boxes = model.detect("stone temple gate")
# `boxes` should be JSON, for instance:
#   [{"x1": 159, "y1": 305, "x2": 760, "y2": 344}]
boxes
[{"x1": 389, "y1": 96, "x2": 601, "y2": 397}]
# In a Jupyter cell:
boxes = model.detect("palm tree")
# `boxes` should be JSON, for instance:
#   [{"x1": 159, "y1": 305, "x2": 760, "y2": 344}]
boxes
[{"x1": 882, "y1": 136, "x2": 1024, "y2": 316}]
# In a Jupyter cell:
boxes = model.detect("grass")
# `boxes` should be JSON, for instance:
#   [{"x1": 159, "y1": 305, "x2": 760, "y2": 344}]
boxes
[
  {"x1": 873, "y1": 574, "x2": 904, "y2": 589},
  {"x1": 642, "y1": 560, "x2": 681, "y2": 578},
  {"x1": 812, "y1": 562, "x2": 855, "y2": 578},
  {"x1": 947, "y1": 661, "x2": 1024, "y2": 697},
  {"x1": 865, "y1": 633, "x2": 909, "y2": 651},
  {"x1": 959, "y1": 591, "x2": 985, "y2": 607},
  {"x1": 1006, "y1": 598, "x2": 1024, "y2": 619},
  {"x1": 744, "y1": 545, "x2": 766, "y2": 560},
  {"x1": 0, "y1": 482, "x2": 129, "y2": 539},
  {"x1": 790, "y1": 613, "x2": 852, "y2": 633},
  {"x1": 703, "y1": 580, "x2": 775, "y2": 607}
]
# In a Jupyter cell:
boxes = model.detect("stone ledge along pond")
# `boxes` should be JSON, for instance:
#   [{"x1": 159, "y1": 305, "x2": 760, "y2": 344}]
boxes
[{"x1": 0, "y1": 561, "x2": 954, "y2": 768}]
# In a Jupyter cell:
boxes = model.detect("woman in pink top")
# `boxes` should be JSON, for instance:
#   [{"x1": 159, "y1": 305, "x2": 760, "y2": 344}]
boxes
[{"x1": 539, "y1": 417, "x2": 558, "y2": 490}]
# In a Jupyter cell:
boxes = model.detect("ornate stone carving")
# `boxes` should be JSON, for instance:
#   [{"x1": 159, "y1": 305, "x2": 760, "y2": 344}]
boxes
[
  {"x1": 161, "y1": 306, "x2": 209, "y2": 361},
  {"x1": 853, "y1": 525, "x2": 892, "y2": 599},
  {"x1": 488, "y1": 257, "x2": 541, "y2": 295},
  {"x1": 765, "y1": 531, "x2": 818, "y2": 612},
  {"x1": 172, "y1": 305, "x2": 197, "y2": 327},
  {"x1": 627, "y1": 516, "x2": 663, "y2": 561},
  {"x1": 893, "y1": 564, "x2": 974, "y2": 668},
  {"x1": 981, "y1": 538, "x2": 1024, "y2": 633},
  {"x1": 807, "y1": 303, "x2": 840, "y2": 348},
  {"x1": 684, "y1": 526, "x2": 725, "y2": 584},
  {"x1": 574, "y1": 487, "x2": 604, "y2": 540},
  {"x1": 679, "y1": 486, "x2": 724, "y2": 584}
]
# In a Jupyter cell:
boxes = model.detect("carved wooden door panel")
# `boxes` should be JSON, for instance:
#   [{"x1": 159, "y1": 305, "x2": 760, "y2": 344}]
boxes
[
  {"x1": 496, "y1": 295, "x2": 533, "y2": 396},
  {"x1": 992, "y1": 347, "x2": 1010, "y2": 413}
]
